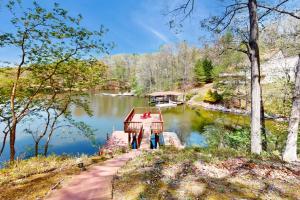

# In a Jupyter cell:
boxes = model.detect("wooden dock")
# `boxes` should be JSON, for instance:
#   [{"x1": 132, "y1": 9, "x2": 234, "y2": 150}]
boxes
[
  {"x1": 101, "y1": 107, "x2": 183, "y2": 153},
  {"x1": 106, "y1": 131, "x2": 183, "y2": 150},
  {"x1": 124, "y1": 107, "x2": 164, "y2": 134}
]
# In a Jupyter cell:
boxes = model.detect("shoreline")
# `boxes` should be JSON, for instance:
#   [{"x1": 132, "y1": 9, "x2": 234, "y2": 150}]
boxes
[{"x1": 187, "y1": 99, "x2": 288, "y2": 122}]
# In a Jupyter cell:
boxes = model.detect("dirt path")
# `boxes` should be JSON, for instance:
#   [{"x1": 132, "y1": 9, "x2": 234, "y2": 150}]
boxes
[
  {"x1": 46, "y1": 151, "x2": 141, "y2": 200},
  {"x1": 189, "y1": 83, "x2": 213, "y2": 98}
]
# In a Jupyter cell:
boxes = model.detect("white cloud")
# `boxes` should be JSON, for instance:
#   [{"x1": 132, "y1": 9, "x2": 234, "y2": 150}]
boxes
[
  {"x1": 145, "y1": 25, "x2": 170, "y2": 43},
  {"x1": 135, "y1": 19, "x2": 170, "y2": 43}
]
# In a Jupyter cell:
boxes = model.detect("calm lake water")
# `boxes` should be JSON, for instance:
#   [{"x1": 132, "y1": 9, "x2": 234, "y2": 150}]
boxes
[{"x1": 0, "y1": 91, "x2": 280, "y2": 162}]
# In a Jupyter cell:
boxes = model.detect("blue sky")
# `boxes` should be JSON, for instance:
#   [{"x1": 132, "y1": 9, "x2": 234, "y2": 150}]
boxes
[{"x1": 0, "y1": 0, "x2": 221, "y2": 63}]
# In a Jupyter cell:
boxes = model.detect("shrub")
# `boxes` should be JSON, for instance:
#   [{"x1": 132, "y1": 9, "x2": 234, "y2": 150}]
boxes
[
  {"x1": 185, "y1": 92, "x2": 196, "y2": 101},
  {"x1": 202, "y1": 123, "x2": 250, "y2": 151},
  {"x1": 225, "y1": 128, "x2": 250, "y2": 151},
  {"x1": 203, "y1": 89, "x2": 222, "y2": 103}
]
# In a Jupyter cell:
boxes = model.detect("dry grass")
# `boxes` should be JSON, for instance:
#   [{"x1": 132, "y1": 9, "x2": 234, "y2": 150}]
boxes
[
  {"x1": 0, "y1": 167, "x2": 80, "y2": 200},
  {"x1": 113, "y1": 147, "x2": 300, "y2": 200},
  {"x1": 0, "y1": 154, "x2": 108, "y2": 200}
]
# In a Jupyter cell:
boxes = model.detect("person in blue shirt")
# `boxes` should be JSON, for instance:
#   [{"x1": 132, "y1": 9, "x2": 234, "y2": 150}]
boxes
[
  {"x1": 132, "y1": 133, "x2": 137, "y2": 149},
  {"x1": 150, "y1": 133, "x2": 156, "y2": 149}
]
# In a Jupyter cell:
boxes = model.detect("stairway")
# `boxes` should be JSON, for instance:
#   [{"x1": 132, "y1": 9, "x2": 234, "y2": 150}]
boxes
[{"x1": 139, "y1": 121, "x2": 151, "y2": 149}]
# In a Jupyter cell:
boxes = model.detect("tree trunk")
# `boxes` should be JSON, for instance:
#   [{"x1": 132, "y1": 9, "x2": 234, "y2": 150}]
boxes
[
  {"x1": 9, "y1": 122, "x2": 17, "y2": 161},
  {"x1": 283, "y1": 55, "x2": 300, "y2": 162},
  {"x1": 35, "y1": 141, "x2": 39, "y2": 157},
  {"x1": 248, "y1": 0, "x2": 262, "y2": 154},
  {"x1": 44, "y1": 118, "x2": 58, "y2": 156},
  {"x1": 44, "y1": 133, "x2": 52, "y2": 156},
  {"x1": 244, "y1": 69, "x2": 249, "y2": 110},
  {"x1": 261, "y1": 100, "x2": 267, "y2": 151},
  {"x1": 10, "y1": 81, "x2": 19, "y2": 162}
]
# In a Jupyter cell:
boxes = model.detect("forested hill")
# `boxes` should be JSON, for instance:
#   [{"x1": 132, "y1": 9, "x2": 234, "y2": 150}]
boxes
[
  {"x1": 100, "y1": 14, "x2": 299, "y2": 94},
  {"x1": 101, "y1": 42, "x2": 201, "y2": 93}
]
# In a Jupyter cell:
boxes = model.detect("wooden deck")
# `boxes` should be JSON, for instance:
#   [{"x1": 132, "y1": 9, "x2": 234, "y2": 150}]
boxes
[
  {"x1": 124, "y1": 107, "x2": 163, "y2": 134},
  {"x1": 121, "y1": 107, "x2": 184, "y2": 150}
]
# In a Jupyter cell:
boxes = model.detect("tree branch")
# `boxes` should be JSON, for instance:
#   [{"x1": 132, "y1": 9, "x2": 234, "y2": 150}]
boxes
[
  {"x1": 258, "y1": 0, "x2": 289, "y2": 21},
  {"x1": 258, "y1": 3, "x2": 300, "y2": 20},
  {"x1": 0, "y1": 122, "x2": 11, "y2": 155},
  {"x1": 167, "y1": 0, "x2": 195, "y2": 22},
  {"x1": 209, "y1": 4, "x2": 247, "y2": 32}
]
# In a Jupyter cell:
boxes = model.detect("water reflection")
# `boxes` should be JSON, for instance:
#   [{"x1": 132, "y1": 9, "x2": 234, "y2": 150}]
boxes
[{"x1": 0, "y1": 91, "x2": 281, "y2": 162}]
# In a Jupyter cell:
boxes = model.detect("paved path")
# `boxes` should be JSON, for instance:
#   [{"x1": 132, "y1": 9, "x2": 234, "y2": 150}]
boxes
[{"x1": 46, "y1": 151, "x2": 141, "y2": 200}]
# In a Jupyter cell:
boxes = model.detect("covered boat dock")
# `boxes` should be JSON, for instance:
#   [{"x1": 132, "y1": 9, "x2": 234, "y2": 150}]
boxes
[{"x1": 148, "y1": 91, "x2": 184, "y2": 106}]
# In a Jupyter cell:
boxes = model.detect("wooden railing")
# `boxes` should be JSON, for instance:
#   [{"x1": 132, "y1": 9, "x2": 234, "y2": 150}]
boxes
[
  {"x1": 124, "y1": 108, "x2": 135, "y2": 122},
  {"x1": 124, "y1": 121, "x2": 143, "y2": 133},
  {"x1": 152, "y1": 110, "x2": 164, "y2": 133},
  {"x1": 124, "y1": 108, "x2": 141, "y2": 133},
  {"x1": 151, "y1": 122, "x2": 163, "y2": 133},
  {"x1": 124, "y1": 107, "x2": 164, "y2": 134}
]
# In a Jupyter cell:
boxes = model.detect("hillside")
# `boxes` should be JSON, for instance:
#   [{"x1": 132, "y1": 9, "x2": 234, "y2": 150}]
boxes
[{"x1": 113, "y1": 147, "x2": 300, "y2": 200}]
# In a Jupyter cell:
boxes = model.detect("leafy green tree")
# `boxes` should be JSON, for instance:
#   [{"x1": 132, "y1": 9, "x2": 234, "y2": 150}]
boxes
[
  {"x1": 194, "y1": 58, "x2": 214, "y2": 84},
  {"x1": 22, "y1": 59, "x2": 108, "y2": 157},
  {"x1": 0, "y1": 1, "x2": 111, "y2": 161}
]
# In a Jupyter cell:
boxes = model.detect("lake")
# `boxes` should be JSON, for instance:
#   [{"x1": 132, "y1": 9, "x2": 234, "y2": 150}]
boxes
[{"x1": 0, "y1": 91, "x2": 280, "y2": 162}]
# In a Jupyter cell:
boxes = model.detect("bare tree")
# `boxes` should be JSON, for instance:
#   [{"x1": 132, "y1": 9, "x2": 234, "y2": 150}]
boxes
[
  {"x1": 168, "y1": 0, "x2": 300, "y2": 154},
  {"x1": 112, "y1": 42, "x2": 198, "y2": 94},
  {"x1": 283, "y1": 55, "x2": 300, "y2": 162}
]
